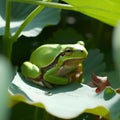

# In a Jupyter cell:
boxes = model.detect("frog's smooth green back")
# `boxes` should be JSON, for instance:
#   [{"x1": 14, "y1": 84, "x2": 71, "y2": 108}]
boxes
[{"x1": 30, "y1": 44, "x2": 61, "y2": 67}]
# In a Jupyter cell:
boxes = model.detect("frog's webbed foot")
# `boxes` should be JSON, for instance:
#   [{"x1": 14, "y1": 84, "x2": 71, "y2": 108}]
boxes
[
  {"x1": 28, "y1": 77, "x2": 53, "y2": 89},
  {"x1": 40, "y1": 79, "x2": 53, "y2": 89}
]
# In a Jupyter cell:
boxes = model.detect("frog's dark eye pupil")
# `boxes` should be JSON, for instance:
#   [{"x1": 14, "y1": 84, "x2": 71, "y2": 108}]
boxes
[
  {"x1": 66, "y1": 49, "x2": 72, "y2": 52},
  {"x1": 64, "y1": 48, "x2": 73, "y2": 55}
]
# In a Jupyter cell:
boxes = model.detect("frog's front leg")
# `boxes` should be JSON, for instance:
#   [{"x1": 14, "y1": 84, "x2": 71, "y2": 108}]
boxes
[
  {"x1": 57, "y1": 64, "x2": 83, "y2": 83},
  {"x1": 71, "y1": 64, "x2": 83, "y2": 82},
  {"x1": 44, "y1": 66, "x2": 70, "y2": 85}
]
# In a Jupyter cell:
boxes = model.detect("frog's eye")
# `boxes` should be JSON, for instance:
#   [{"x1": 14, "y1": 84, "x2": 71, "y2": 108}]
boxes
[{"x1": 64, "y1": 47, "x2": 73, "y2": 56}]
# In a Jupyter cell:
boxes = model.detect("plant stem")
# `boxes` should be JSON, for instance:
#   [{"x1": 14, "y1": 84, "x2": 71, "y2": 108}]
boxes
[
  {"x1": 9, "y1": 0, "x2": 74, "y2": 11},
  {"x1": 34, "y1": 107, "x2": 56, "y2": 120},
  {"x1": 42, "y1": 110, "x2": 55, "y2": 120},
  {"x1": 34, "y1": 107, "x2": 39, "y2": 120},
  {"x1": 2, "y1": 37, "x2": 13, "y2": 59},
  {"x1": 11, "y1": 0, "x2": 50, "y2": 42},
  {"x1": 3, "y1": 0, "x2": 12, "y2": 59},
  {"x1": 5, "y1": 0, "x2": 11, "y2": 37}
]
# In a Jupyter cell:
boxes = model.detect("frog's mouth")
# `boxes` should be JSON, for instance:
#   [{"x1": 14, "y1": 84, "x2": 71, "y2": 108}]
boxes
[{"x1": 66, "y1": 57, "x2": 86, "y2": 62}]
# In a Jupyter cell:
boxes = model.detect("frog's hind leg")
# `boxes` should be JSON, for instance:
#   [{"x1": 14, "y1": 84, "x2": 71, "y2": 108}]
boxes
[
  {"x1": 21, "y1": 62, "x2": 53, "y2": 88},
  {"x1": 21, "y1": 61, "x2": 41, "y2": 79}
]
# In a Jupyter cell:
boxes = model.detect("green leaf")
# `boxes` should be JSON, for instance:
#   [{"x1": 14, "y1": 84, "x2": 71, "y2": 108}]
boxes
[
  {"x1": 44, "y1": 27, "x2": 84, "y2": 44},
  {"x1": 0, "y1": 55, "x2": 13, "y2": 120},
  {"x1": 0, "y1": 0, "x2": 61, "y2": 37},
  {"x1": 9, "y1": 73, "x2": 120, "y2": 120},
  {"x1": 83, "y1": 49, "x2": 106, "y2": 83},
  {"x1": 62, "y1": 0, "x2": 120, "y2": 26},
  {"x1": 106, "y1": 71, "x2": 120, "y2": 88}
]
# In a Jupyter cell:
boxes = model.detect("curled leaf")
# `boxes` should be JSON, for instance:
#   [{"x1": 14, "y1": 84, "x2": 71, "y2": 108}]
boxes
[
  {"x1": 115, "y1": 88, "x2": 120, "y2": 94},
  {"x1": 90, "y1": 73, "x2": 111, "y2": 93},
  {"x1": 62, "y1": 0, "x2": 120, "y2": 26}
]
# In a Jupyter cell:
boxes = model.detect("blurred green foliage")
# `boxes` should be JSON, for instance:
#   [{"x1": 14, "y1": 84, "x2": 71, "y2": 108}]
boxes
[
  {"x1": 0, "y1": 0, "x2": 117, "y2": 120},
  {"x1": 10, "y1": 9, "x2": 114, "y2": 120}
]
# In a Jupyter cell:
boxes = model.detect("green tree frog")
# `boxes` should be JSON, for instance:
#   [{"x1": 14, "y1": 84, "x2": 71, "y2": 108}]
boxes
[{"x1": 21, "y1": 41, "x2": 88, "y2": 88}]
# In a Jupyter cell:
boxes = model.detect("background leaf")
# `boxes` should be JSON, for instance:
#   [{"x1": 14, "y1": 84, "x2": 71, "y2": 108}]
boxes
[
  {"x1": 0, "y1": 0, "x2": 61, "y2": 37},
  {"x1": 62, "y1": 0, "x2": 120, "y2": 26},
  {"x1": 44, "y1": 27, "x2": 84, "y2": 44},
  {"x1": 83, "y1": 49, "x2": 106, "y2": 83}
]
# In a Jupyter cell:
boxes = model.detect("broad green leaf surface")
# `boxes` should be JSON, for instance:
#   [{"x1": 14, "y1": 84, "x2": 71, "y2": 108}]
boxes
[
  {"x1": 0, "y1": 0, "x2": 60, "y2": 37},
  {"x1": 62, "y1": 0, "x2": 120, "y2": 26},
  {"x1": 9, "y1": 73, "x2": 120, "y2": 120},
  {"x1": 0, "y1": 56, "x2": 13, "y2": 120}
]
